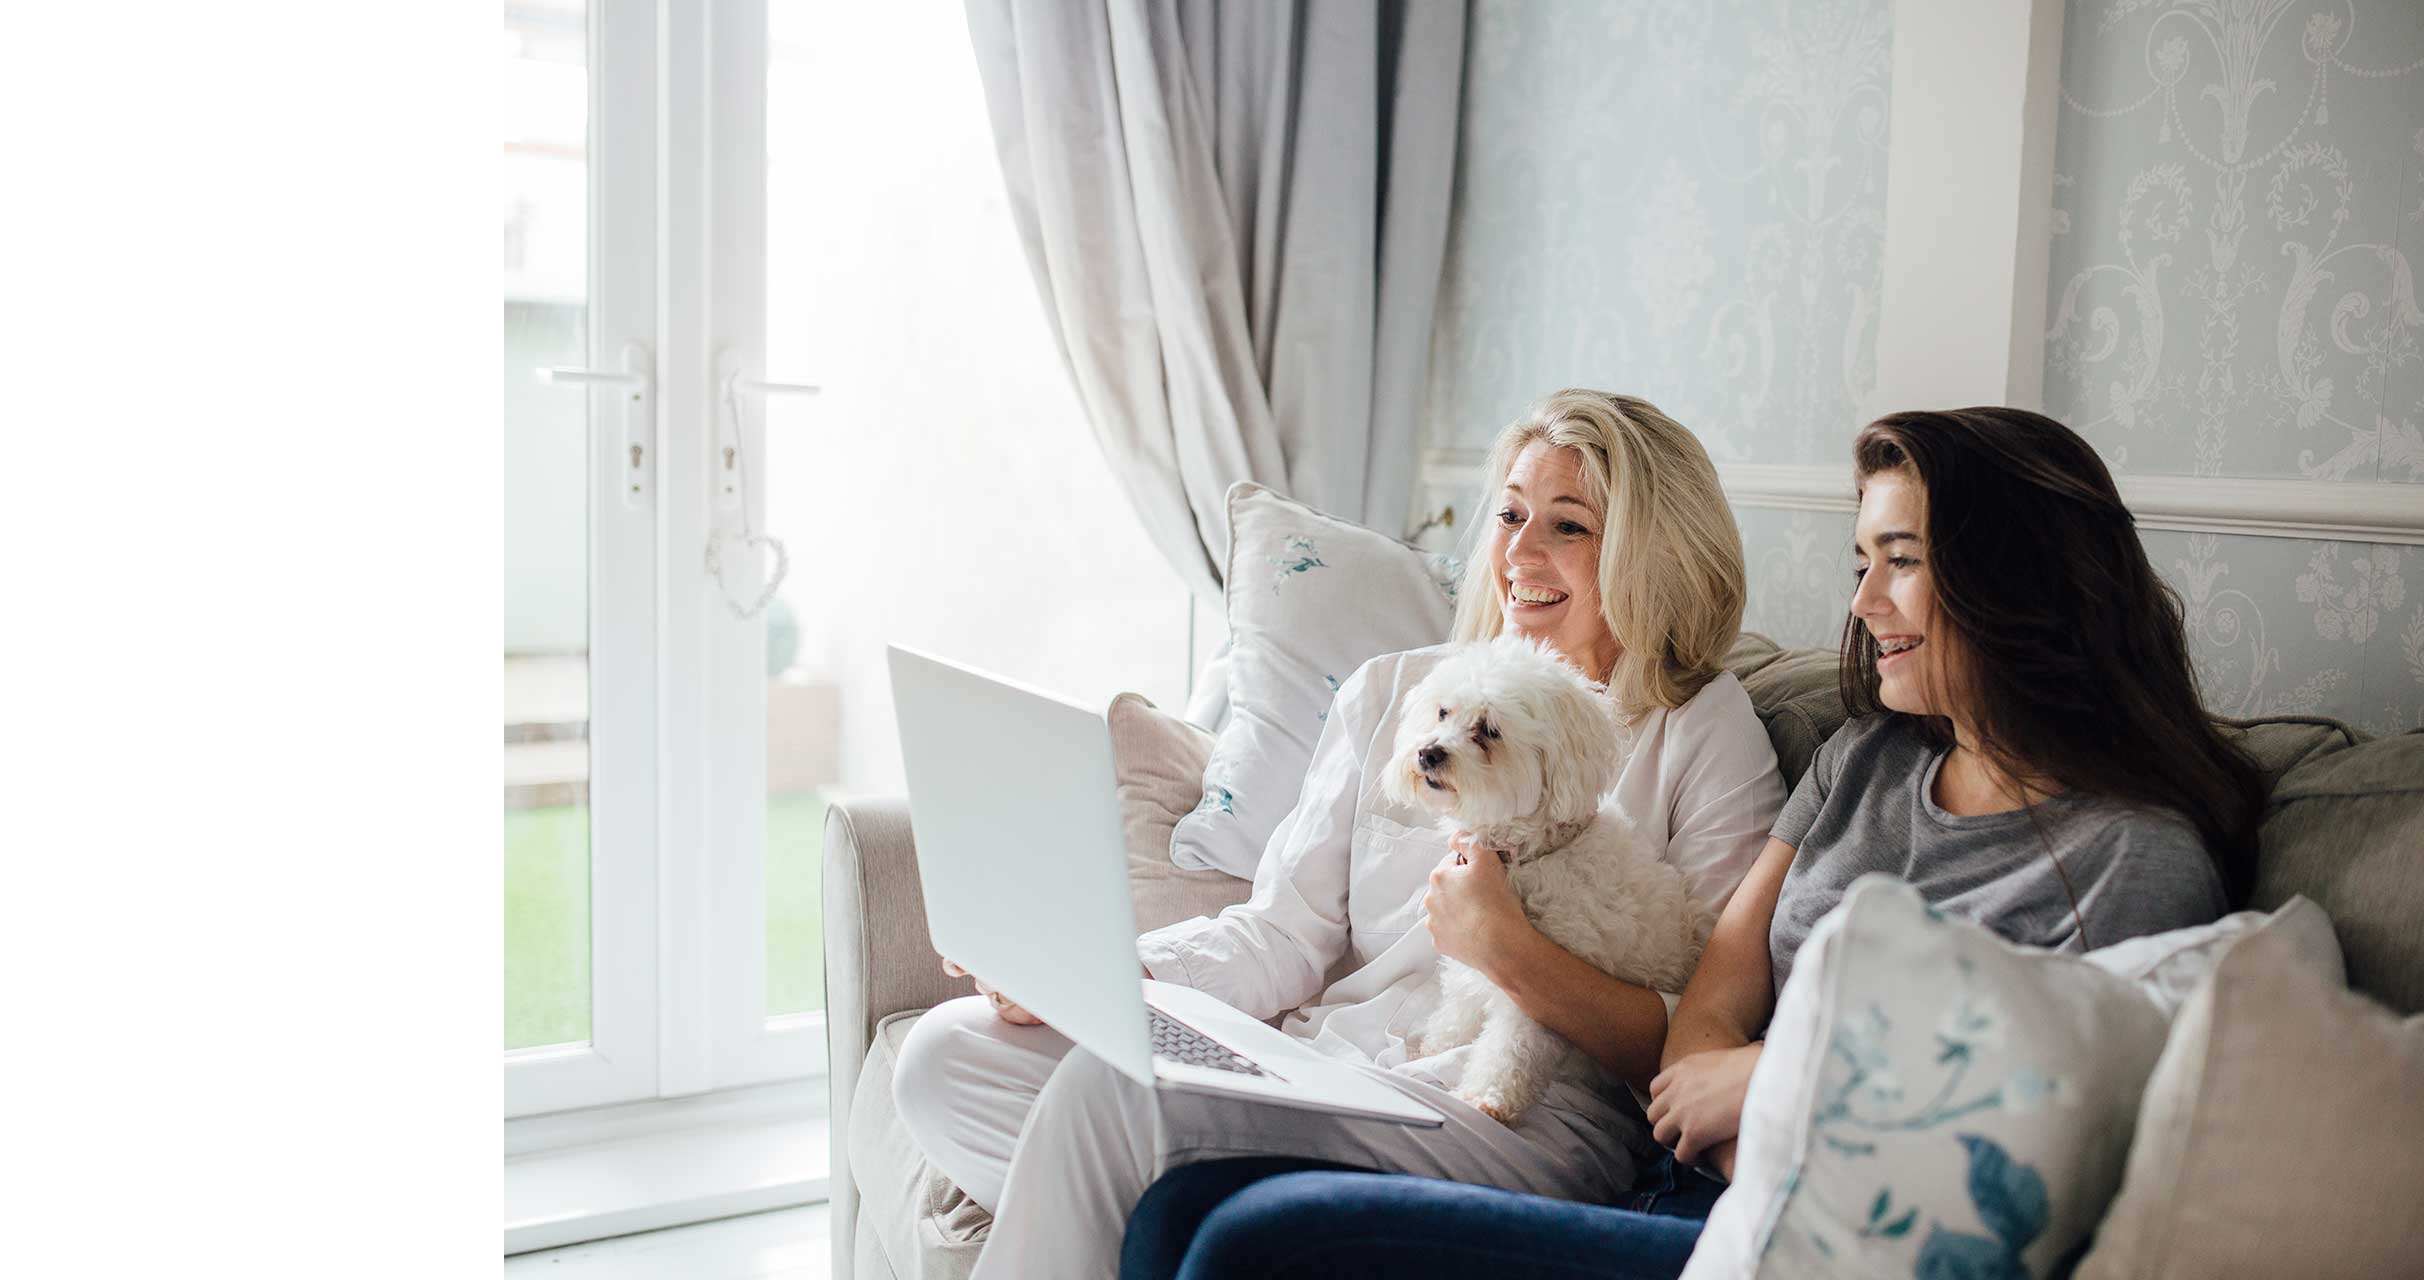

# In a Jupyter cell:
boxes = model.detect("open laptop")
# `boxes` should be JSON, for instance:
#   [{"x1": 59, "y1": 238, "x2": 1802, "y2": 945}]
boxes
[{"x1": 887, "y1": 644, "x2": 1443, "y2": 1127}]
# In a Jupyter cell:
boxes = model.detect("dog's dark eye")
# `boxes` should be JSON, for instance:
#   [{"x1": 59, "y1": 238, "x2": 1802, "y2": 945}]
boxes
[
  {"x1": 1437, "y1": 707, "x2": 1448, "y2": 721},
  {"x1": 1474, "y1": 719, "x2": 1499, "y2": 741}
]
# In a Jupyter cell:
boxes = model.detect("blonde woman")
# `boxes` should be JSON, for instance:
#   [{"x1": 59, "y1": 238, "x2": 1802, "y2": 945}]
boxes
[{"x1": 894, "y1": 390, "x2": 1786, "y2": 1280}]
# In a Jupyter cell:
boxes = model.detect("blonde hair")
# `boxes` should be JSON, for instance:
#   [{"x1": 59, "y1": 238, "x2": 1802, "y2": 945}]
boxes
[{"x1": 1450, "y1": 389, "x2": 1747, "y2": 718}]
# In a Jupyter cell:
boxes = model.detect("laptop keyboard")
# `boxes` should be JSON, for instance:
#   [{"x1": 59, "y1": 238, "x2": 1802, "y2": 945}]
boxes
[{"x1": 1148, "y1": 1007, "x2": 1267, "y2": 1077}]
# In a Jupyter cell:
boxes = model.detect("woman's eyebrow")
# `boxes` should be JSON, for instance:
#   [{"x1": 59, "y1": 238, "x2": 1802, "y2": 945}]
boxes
[
  {"x1": 1854, "y1": 530, "x2": 1923, "y2": 554},
  {"x1": 1502, "y1": 482, "x2": 1593, "y2": 510}
]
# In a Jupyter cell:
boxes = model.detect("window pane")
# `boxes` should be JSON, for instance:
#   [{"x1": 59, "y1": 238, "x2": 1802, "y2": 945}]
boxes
[
  {"x1": 760, "y1": 1, "x2": 1192, "y2": 1019},
  {"x1": 503, "y1": 0, "x2": 592, "y2": 1052}
]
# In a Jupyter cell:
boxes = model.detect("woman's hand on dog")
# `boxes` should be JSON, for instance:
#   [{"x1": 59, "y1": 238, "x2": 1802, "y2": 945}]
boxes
[
  {"x1": 941, "y1": 958, "x2": 1046, "y2": 1027},
  {"x1": 1646, "y1": 1042, "x2": 1763, "y2": 1166},
  {"x1": 1424, "y1": 834, "x2": 1529, "y2": 976}
]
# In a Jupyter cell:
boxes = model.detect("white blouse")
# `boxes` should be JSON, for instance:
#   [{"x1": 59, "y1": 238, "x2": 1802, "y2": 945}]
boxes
[{"x1": 1137, "y1": 644, "x2": 1785, "y2": 1148}]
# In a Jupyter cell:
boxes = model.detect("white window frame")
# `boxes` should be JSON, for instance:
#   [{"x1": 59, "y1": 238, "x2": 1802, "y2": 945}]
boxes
[{"x1": 506, "y1": 0, "x2": 822, "y2": 1126}]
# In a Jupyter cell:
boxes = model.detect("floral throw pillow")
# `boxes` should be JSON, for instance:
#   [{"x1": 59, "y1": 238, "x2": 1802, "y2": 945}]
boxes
[
  {"x1": 1166, "y1": 482, "x2": 1460, "y2": 878},
  {"x1": 1683, "y1": 875, "x2": 2174, "y2": 1280}
]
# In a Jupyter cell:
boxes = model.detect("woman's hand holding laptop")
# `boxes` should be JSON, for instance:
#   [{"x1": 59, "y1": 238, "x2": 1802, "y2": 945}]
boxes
[
  {"x1": 940, "y1": 954, "x2": 1160, "y2": 1028},
  {"x1": 941, "y1": 957, "x2": 1045, "y2": 1026}
]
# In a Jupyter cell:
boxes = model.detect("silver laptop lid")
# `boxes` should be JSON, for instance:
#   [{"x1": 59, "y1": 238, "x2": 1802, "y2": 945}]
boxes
[{"x1": 886, "y1": 644, "x2": 1155, "y2": 1084}]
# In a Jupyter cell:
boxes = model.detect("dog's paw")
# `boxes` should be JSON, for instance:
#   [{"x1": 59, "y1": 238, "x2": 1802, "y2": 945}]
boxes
[{"x1": 1458, "y1": 1088, "x2": 1520, "y2": 1126}]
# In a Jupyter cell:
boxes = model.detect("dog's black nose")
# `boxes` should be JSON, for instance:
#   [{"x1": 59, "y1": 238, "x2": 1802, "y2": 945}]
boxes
[{"x1": 1416, "y1": 744, "x2": 1447, "y2": 772}]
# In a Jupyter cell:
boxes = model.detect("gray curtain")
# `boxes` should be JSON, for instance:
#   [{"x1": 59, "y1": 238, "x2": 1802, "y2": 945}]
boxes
[{"x1": 965, "y1": 0, "x2": 1467, "y2": 601}]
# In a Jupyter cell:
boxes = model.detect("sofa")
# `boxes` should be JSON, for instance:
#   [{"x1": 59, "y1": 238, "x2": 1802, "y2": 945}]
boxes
[{"x1": 820, "y1": 633, "x2": 2424, "y2": 1280}]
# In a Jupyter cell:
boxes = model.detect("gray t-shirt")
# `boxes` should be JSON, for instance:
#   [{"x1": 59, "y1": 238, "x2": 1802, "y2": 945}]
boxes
[{"x1": 1767, "y1": 715, "x2": 2228, "y2": 996}]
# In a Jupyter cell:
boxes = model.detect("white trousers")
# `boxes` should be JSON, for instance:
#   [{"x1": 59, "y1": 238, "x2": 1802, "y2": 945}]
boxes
[{"x1": 892, "y1": 995, "x2": 1629, "y2": 1280}]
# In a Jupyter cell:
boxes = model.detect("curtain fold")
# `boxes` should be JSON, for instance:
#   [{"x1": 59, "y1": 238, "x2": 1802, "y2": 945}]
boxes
[{"x1": 965, "y1": 0, "x2": 1466, "y2": 601}]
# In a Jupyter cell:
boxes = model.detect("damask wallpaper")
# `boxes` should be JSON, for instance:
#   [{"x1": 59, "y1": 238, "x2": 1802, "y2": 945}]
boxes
[
  {"x1": 1424, "y1": 0, "x2": 2423, "y2": 735},
  {"x1": 1423, "y1": 0, "x2": 1895, "y2": 469},
  {"x1": 1736, "y1": 505, "x2": 1860, "y2": 652},
  {"x1": 2044, "y1": 0, "x2": 2423, "y2": 733}
]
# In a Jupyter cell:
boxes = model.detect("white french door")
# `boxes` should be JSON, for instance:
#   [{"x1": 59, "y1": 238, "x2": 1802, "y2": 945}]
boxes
[
  {"x1": 503, "y1": 0, "x2": 661, "y2": 1118},
  {"x1": 504, "y1": 0, "x2": 1195, "y2": 1126},
  {"x1": 503, "y1": 0, "x2": 809, "y2": 1121}
]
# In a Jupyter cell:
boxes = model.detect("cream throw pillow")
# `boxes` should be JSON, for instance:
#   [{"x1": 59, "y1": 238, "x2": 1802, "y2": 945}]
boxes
[
  {"x1": 1684, "y1": 875, "x2": 2173, "y2": 1280},
  {"x1": 2073, "y1": 925, "x2": 2424, "y2": 1279},
  {"x1": 1167, "y1": 482, "x2": 1460, "y2": 878},
  {"x1": 1107, "y1": 692, "x2": 1252, "y2": 933}
]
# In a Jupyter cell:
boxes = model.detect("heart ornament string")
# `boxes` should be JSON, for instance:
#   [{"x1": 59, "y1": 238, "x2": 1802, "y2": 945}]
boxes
[{"x1": 704, "y1": 373, "x2": 791, "y2": 621}]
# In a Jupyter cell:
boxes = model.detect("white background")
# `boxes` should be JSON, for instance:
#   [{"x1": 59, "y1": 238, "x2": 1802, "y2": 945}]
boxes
[{"x1": 4, "y1": 3, "x2": 493, "y2": 1272}]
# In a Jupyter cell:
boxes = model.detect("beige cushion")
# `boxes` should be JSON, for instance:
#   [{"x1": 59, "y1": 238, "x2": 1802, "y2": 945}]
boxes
[
  {"x1": 2075, "y1": 926, "x2": 2424, "y2": 1280},
  {"x1": 1109, "y1": 692, "x2": 1254, "y2": 933},
  {"x1": 849, "y1": 1011, "x2": 986, "y2": 1280},
  {"x1": 2250, "y1": 732, "x2": 2424, "y2": 1013}
]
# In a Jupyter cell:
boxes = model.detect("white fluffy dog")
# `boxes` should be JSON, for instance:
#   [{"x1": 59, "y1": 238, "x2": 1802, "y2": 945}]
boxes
[{"x1": 1383, "y1": 635, "x2": 1714, "y2": 1124}]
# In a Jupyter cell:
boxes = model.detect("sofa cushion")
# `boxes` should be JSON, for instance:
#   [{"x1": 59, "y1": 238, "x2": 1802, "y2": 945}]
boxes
[
  {"x1": 1685, "y1": 875, "x2": 2173, "y2": 1280},
  {"x1": 1720, "y1": 634, "x2": 1848, "y2": 794},
  {"x1": 2250, "y1": 731, "x2": 2424, "y2": 1014},
  {"x1": 2222, "y1": 715, "x2": 2363, "y2": 792},
  {"x1": 1109, "y1": 692, "x2": 1253, "y2": 933},
  {"x1": 1168, "y1": 482, "x2": 1460, "y2": 879},
  {"x1": 850, "y1": 1011, "x2": 987, "y2": 1280},
  {"x1": 2073, "y1": 924, "x2": 2424, "y2": 1280}
]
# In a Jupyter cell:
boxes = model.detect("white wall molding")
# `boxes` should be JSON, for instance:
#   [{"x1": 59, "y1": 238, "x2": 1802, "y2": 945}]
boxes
[
  {"x1": 2104, "y1": 475, "x2": 2424, "y2": 547},
  {"x1": 1420, "y1": 450, "x2": 2424, "y2": 546}
]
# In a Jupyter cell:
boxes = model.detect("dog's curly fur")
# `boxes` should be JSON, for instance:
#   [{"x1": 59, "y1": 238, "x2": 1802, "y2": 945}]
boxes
[{"x1": 1383, "y1": 635, "x2": 1715, "y2": 1124}]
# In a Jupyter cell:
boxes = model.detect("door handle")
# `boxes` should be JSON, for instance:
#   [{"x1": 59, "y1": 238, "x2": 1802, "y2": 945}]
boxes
[
  {"x1": 540, "y1": 342, "x2": 654, "y2": 510},
  {"x1": 713, "y1": 349, "x2": 820, "y2": 511}
]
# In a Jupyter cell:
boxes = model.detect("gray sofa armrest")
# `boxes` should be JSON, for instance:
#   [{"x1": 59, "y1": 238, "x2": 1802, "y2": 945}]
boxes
[{"x1": 824, "y1": 795, "x2": 972, "y2": 1280}]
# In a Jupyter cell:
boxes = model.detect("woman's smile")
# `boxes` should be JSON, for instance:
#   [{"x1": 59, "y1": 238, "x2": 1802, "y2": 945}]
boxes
[
  {"x1": 1873, "y1": 633, "x2": 1924, "y2": 672},
  {"x1": 1507, "y1": 580, "x2": 1571, "y2": 614}
]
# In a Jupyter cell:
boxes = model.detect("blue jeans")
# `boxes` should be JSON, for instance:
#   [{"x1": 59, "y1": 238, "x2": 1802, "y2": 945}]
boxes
[{"x1": 1121, "y1": 1152, "x2": 1723, "y2": 1280}]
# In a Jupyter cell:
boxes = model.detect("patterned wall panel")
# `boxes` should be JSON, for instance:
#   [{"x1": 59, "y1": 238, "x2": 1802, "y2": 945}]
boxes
[
  {"x1": 2147, "y1": 530, "x2": 2421, "y2": 733},
  {"x1": 1424, "y1": 0, "x2": 1895, "y2": 471},
  {"x1": 2044, "y1": 0, "x2": 2423, "y2": 484},
  {"x1": 1735, "y1": 505, "x2": 1859, "y2": 651},
  {"x1": 2044, "y1": 0, "x2": 2423, "y2": 730}
]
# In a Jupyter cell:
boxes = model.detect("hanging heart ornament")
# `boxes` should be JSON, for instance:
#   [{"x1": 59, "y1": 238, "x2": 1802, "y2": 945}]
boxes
[{"x1": 709, "y1": 530, "x2": 790, "y2": 620}]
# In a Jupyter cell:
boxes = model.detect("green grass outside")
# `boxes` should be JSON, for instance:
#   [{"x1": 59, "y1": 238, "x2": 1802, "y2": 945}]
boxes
[
  {"x1": 505, "y1": 792, "x2": 828, "y2": 1051},
  {"x1": 765, "y1": 792, "x2": 829, "y2": 1021}
]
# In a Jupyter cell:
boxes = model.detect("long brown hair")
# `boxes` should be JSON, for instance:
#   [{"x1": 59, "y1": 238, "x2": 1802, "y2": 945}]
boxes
[{"x1": 1840, "y1": 408, "x2": 2262, "y2": 906}]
